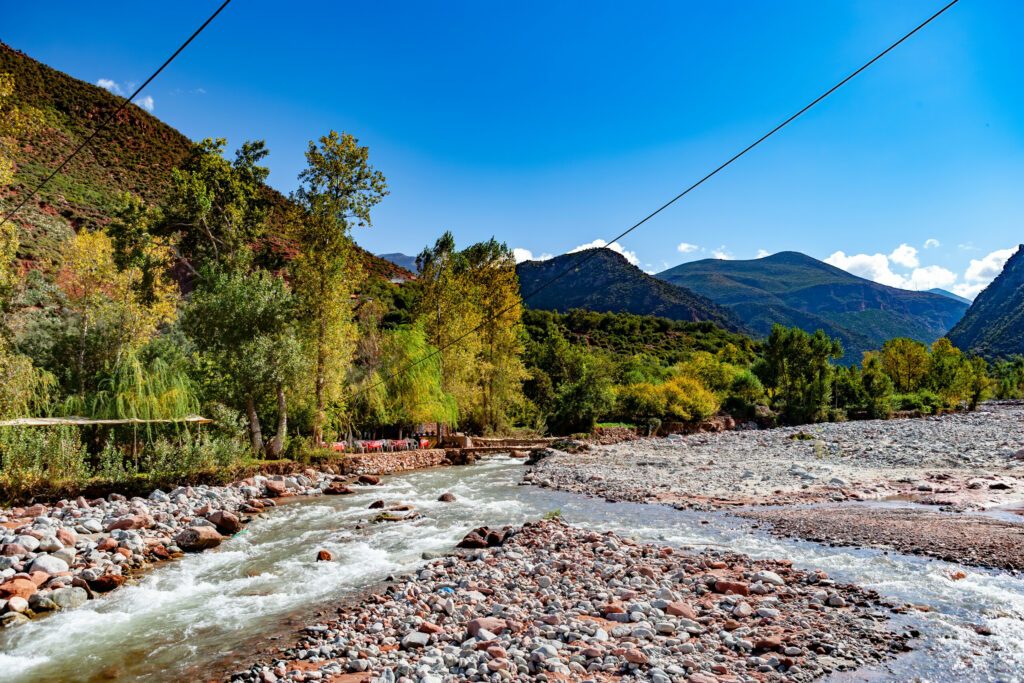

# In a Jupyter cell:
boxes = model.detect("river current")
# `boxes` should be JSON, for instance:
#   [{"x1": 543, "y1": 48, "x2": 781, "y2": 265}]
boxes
[{"x1": 0, "y1": 457, "x2": 1021, "y2": 682}]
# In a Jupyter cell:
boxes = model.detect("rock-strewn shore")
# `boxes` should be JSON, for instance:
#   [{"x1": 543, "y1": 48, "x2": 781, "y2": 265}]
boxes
[
  {"x1": 742, "y1": 506, "x2": 1024, "y2": 572},
  {"x1": 231, "y1": 520, "x2": 908, "y2": 683},
  {"x1": 526, "y1": 402, "x2": 1024, "y2": 511}
]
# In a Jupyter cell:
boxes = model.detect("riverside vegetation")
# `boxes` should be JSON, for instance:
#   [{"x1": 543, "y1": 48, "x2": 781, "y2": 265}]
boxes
[{"x1": 3, "y1": 65, "x2": 1024, "y2": 501}]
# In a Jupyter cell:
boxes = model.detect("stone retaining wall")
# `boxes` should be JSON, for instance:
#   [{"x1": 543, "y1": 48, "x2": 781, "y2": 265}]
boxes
[{"x1": 339, "y1": 449, "x2": 450, "y2": 476}]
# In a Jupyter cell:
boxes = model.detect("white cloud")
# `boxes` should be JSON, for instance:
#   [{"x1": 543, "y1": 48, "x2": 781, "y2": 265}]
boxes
[
  {"x1": 953, "y1": 246, "x2": 1016, "y2": 298},
  {"x1": 676, "y1": 242, "x2": 699, "y2": 254},
  {"x1": 96, "y1": 78, "x2": 122, "y2": 95},
  {"x1": 905, "y1": 265, "x2": 957, "y2": 291},
  {"x1": 711, "y1": 246, "x2": 733, "y2": 260},
  {"x1": 889, "y1": 243, "x2": 919, "y2": 269},
  {"x1": 569, "y1": 239, "x2": 639, "y2": 266},
  {"x1": 512, "y1": 247, "x2": 551, "y2": 263},
  {"x1": 924, "y1": 238, "x2": 941, "y2": 249},
  {"x1": 756, "y1": 249, "x2": 771, "y2": 258},
  {"x1": 825, "y1": 251, "x2": 906, "y2": 288},
  {"x1": 134, "y1": 95, "x2": 155, "y2": 112}
]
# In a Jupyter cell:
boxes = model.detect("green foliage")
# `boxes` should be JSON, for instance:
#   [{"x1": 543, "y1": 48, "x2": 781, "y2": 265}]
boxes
[
  {"x1": 758, "y1": 325, "x2": 843, "y2": 424},
  {"x1": 0, "y1": 426, "x2": 91, "y2": 494},
  {"x1": 948, "y1": 245, "x2": 1024, "y2": 359}
]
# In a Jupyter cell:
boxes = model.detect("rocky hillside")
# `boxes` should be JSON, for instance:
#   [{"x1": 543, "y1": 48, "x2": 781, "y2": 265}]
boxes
[
  {"x1": 658, "y1": 251, "x2": 968, "y2": 362},
  {"x1": 515, "y1": 248, "x2": 743, "y2": 332},
  {"x1": 0, "y1": 42, "x2": 409, "y2": 281},
  {"x1": 948, "y1": 245, "x2": 1024, "y2": 359}
]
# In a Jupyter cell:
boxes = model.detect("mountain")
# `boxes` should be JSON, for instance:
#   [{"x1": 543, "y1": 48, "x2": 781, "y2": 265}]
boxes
[
  {"x1": 378, "y1": 252, "x2": 419, "y2": 273},
  {"x1": 948, "y1": 245, "x2": 1024, "y2": 359},
  {"x1": 515, "y1": 249, "x2": 743, "y2": 331},
  {"x1": 0, "y1": 42, "x2": 410, "y2": 281},
  {"x1": 657, "y1": 251, "x2": 969, "y2": 362},
  {"x1": 929, "y1": 288, "x2": 972, "y2": 306}
]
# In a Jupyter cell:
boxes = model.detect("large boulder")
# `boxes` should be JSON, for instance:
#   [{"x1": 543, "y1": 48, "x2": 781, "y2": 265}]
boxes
[
  {"x1": 206, "y1": 510, "x2": 242, "y2": 535},
  {"x1": 50, "y1": 587, "x2": 89, "y2": 610},
  {"x1": 28, "y1": 554, "x2": 70, "y2": 575},
  {"x1": 105, "y1": 514, "x2": 152, "y2": 532},
  {"x1": 0, "y1": 578, "x2": 37, "y2": 600},
  {"x1": 174, "y1": 526, "x2": 224, "y2": 552}
]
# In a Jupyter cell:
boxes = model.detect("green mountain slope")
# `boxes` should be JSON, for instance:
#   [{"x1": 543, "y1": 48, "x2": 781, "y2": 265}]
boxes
[
  {"x1": 0, "y1": 42, "x2": 408, "y2": 280},
  {"x1": 657, "y1": 251, "x2": 968, "y2": 362},
  {"x1": 515, "y1": 248, "x2": 744, "y2": 332},
  {"x1": 948, "y1": 245, "x2": 1024, "y2": 359}
]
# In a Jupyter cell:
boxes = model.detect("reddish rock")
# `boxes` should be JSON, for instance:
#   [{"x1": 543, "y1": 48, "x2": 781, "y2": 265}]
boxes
[
  {"x1": 665, "y1": 601, "x2": 698, "y2": 619},
  {"x1": 714, "y1": 580, "x2": 750, "y2": 596},
  {"x1": 97, "y1": 537, "x2": 118, "y2": 552},
  {"x1": 324, "y1": 482, "x2": 355, "y2": 495},
  {"x1": 264, "y1": 480, "x2": 287, "y2": 497},
  {"x1": 174, "y1": 526, "x2": 224, "y2": 552},
  {"x1": 88, "y1": 574, "x2": 124, "y2": 593},
  {"x1": 105, "y1": 514, "x2": 152, "y2": 532},
  {"x1": 467, "y1": 617, "x2": 508, "y2": 638},
  {"x1": 115, "y1": 547, "x2": 132, "y2": 559},
  {"x1": 56, "y1": 528, "x2": 78, "y2": 547},
  {"x1": 1, "y1": 544, "x2": 27, "y2": 557},
  {"x1": 437, "y1": 492, "x2": 456, "y2": 502},
  {"x1": 357, "y1": 475, "x2": 381, "y2": 485},
  {"x1": 755, "y1": 636, "x2": 784, "y2": 651},
  {"x1": 602, "y1": 601, "x2": 626, "y2": 615},
  {"x1": 368, "y1": 500, "x2": 385, "y2": 509},
  {"x1": 206, "y1": 510, "x2": 242, "y2": 535},
  {"x1": 24, "y1": 504, "x2": 47, "y2": 517},
  {"x1": 0, "y1": 578, "x2": 37, "y2": 600},
  {"x1": 418, "y1": 621, "x2": 443, "y2": 634},
  {"x1": 149, "y1": 544, "x2": 171, "y2": 560},
  {"x1": 623, "y1": 648, "x2": 649, "y2": 665},
  {"x1": 316, "y1": 549, "x2": 333, "y2": 562},
  {"x1": 28, "y1": 571, "x2": 50, "y2": 587}
]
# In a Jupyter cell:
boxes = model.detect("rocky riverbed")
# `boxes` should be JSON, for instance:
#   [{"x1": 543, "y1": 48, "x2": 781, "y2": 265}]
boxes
[
  {"x1": 0, "y1": 467, "x2": 371, "y2": 627},
  {"x1": 742, "y1": 505, "x2": 1024, "y2": 572},
  {"x1": 231, "y1": 519, "x2": 909, "y2": 683},
  {"x1": 526, "y1": 402, "x2": 1024, "y2": 511}
]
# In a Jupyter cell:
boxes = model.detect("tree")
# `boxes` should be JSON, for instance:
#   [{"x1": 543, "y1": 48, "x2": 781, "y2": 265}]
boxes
[
  {"x1": 926, "y1": 338, "x2": 971, "y2": 409},
  {"x1": 183, "y1": 268, "x2": 301, "y2": 454},
  {"x1": 56, "y1": 230, "x2": 176, "y2": 397},
  {"x1": 758, "y1": 325, "x2": 843, "y2": 424},
  {"x1": 879, "y1": 338, "x2": 929, "y2": 393},
  {"x1": 860, "y1": 353, "x2": 894, "y2": 419},
  {"x1": 158, "y1": 138, "x2": 271, "y2": 273},
  {"x1": 290, "y1": 131, "x2": 387, "y2": 443}
]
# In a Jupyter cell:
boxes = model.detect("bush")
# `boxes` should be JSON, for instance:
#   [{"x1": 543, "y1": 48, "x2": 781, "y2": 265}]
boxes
[
  {"x1": 0, "y1": 426, "x2": 91, "y2": 494},
  {"x1": 662, "y1": 375, "x2": 719, "y2": 422},
  {"x1": 893, "y1": 390, "x2": 943, "y2": 415}
]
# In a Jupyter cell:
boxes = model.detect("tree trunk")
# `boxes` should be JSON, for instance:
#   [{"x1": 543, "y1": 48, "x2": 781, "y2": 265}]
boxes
[
  {"x1": 268, "y1": 383, "x2": 287, "y2": 457},
  {"x1": 246, "y1": 395, "x2": 264, "y2": 454}
]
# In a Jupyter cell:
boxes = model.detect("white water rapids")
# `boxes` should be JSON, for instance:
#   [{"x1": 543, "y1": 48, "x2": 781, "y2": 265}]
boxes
[{"x1": 0, "y1": 457, "x2": 1021, "y2": 682}]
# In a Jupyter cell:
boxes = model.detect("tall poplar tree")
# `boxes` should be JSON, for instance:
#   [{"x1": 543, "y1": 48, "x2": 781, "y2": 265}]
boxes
[{"x1": 290, "y1": 131, "x2": 387, "y2": 443}]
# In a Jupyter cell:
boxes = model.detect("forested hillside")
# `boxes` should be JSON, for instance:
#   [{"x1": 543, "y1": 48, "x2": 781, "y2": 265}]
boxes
[
  {"x1": 949, "y1": 245, "x2": 1024, "y2": 359},
  {"x1": 516, "y1": 248, "x2": 743, "y2": 331}
]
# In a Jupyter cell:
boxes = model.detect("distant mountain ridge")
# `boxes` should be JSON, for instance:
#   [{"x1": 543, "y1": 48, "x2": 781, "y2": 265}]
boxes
[
  {"x1": 377, "y1": 252, "x2": 419, "y2": 273},
  {"x1": 515, "y1": 249, "x2": 743, "y2": 332},
  {"x1": 928, "y1": 288, "x2": 972, "y2": 305},
  {"x1": 948, "y1": 245, "x2": 1024, "y2": 359},
  {"x1": 657, "y1": 251, "x2": 968, "y2": 362}
]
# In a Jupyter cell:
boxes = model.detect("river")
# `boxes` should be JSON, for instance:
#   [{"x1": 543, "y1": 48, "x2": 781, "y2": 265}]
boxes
[{"x1": 1, "y1": 457, "x2": 1022, "y2": 682}]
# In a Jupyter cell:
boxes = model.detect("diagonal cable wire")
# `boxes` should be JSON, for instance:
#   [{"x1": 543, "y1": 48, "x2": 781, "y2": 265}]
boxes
[
  {"x1": 349, "y1": 0, "x2": 960, "y2": 406},
  {"x1": 0, "y1": 0, "x2": 233, "y2": 229}
]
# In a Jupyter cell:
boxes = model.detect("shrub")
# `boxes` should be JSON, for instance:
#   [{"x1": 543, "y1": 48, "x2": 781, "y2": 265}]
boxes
[{"x1": 0, "y1": 426, "x2": 91, "y2": 493}]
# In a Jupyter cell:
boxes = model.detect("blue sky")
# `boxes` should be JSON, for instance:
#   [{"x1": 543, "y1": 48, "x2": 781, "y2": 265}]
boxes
[{"x1": 4, "y1": 0, "x2": 1022, "y2": 297}]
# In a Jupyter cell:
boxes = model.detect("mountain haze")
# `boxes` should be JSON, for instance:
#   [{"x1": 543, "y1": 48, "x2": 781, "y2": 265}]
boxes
[
  {"x1": 948, "y1": 245, "x2": 1024, "y2": 359},
  {"x1": 657, "y1": 251, "x2": 968, "y2": 362},
  {"x1": 515, "y1": 249, "x2": 743, "y2": 331}
]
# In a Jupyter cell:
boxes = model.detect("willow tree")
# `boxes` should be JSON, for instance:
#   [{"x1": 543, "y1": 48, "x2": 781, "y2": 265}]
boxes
[
  {"x1": 461, "y1": 239, "x2": 527, "y2": 433},
  {"x1": 289, "y1": 131, "x2": 387, "y2": 444},
  {"x1": 416, "y1": 232, "x2": 481, "y2": 432},
  {"x1": 381, "y1": 323, "x2": 457, "y2": 435}
]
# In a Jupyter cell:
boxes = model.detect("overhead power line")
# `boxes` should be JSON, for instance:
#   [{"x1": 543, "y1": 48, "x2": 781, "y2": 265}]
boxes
[
  {"x1": 350, "y1": 0, "x2": 960, "y2": 406},
  {"x1": 0, "y1": 0, "x2": 233, "y2": 230}
]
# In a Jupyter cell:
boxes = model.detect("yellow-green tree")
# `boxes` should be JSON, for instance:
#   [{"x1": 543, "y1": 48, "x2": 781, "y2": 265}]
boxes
[
  {"x1": 57, "y1": 230, "x2": 176, "y2": 396},
  {"x1": 879, "y1": 337, "x2": 930, "y2": 393},
  {"x1": 290, "y1": 131, "x2": 387, "y2": 443}
]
